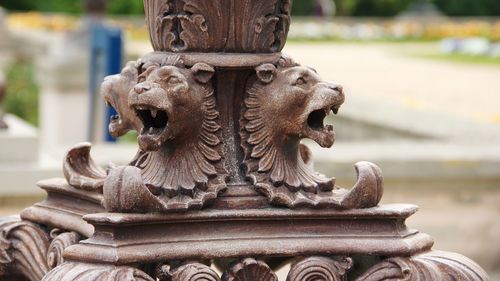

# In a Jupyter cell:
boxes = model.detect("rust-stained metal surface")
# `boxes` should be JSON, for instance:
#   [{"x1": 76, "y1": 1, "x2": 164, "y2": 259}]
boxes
[{"x1": 0, "y1": 0, "x2": 491, "y2": 280}]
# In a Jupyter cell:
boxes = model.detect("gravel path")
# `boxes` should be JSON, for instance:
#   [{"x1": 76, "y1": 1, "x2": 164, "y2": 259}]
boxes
[{"x1": 283, "y1": 42, "x2": 500, "y2": 126}]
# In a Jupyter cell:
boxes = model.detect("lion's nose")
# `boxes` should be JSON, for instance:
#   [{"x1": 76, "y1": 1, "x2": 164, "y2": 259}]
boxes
[
  {"x1": 134, "y1": 84, "x2": 151, "y2": 94},
  {"x1": 328, "y1": 84, "x2": 343, "y2": 93}
]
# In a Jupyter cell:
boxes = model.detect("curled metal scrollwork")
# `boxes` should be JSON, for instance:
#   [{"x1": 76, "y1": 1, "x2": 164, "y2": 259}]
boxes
[
  {"x1": 0, "y1": 217, "x2": 50, "y2": 281},
  {"x1": 42, "y1": 262, "x2": 154, "y2": 281},
  {"x1": 47, "y1": 229, "x2": 82, "y2": 269},
  {"x1": 287, "y1": 256, "x2": 353, "y2": 281},
  {"x1": 356, "y1": 251, "x2": 490, "y2": 281},
  {"x1": 63, "y1": 142, "x2": 107, "y2": 192},
  {"x1": 157, "y1": 262, "x2": 220, "y2": 281},
  {"x1": 222, "y1": 258, "x2": 278, "y2": 281}
]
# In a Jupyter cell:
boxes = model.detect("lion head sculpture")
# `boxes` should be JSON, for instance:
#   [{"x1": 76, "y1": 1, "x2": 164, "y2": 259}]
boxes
[
  {"x1": 106, "y1": 56, "x2": 228, "y2": 211},
  {"x1": 241, "y1": 57, "x2": 347, "y2": 207},
  {"x1": 101, "y1": 61, "x2": 143, "y2": 138},
  {"x1": 63, "y1": 62, "x2": 142, "y2": 192}
]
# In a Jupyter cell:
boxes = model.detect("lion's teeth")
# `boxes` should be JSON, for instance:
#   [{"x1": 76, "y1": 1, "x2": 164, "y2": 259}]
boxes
[
  {"x1": 141, "y1": 127, "x2": 145, "y2": 134},
  {"x1": 151, "y1": 109, "x2": 158, "y2": 118},
  {"x1": 149, "y1": 127, "x2": 154, "y2": 134}
]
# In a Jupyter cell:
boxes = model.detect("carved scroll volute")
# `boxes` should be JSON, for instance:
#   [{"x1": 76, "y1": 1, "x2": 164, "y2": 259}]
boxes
[
  {"x1": 287, "y1": 256, "x2": 353, "y2": 281},
  {"x1": 0, "y1": 217, "x2": 50, "y2": 281},
  {"x1": 157, "y1": 262, "x2": 220, "y2": 281},
  {"x1": 47, "y1": 230, "x2": 82, "y2": 270},
  {"x1": 42, "y1": 262, "x2": 154, "y2": 281},
  {"x1": 356, "y1": 251, "x2": 490, "y2": 281},
  {"x1": 63, "y1": 143, "x2": 107, "y2": 191},
  {"x1": 222, "y1": 258, "x2": 278, "y2": 281}
]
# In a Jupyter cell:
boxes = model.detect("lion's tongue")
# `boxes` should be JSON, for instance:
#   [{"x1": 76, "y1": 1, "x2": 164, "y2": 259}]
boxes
[{"x1": 309, "y1": 125, "x2": 335, "y2": 148}]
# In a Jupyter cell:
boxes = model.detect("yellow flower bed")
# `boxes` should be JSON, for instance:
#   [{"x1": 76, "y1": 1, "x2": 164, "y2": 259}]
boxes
[
  {"x1": 6, "y1": 12, "x2": 500, "y2": 41},
  {"x1": 7, "y1": 12, "x2": 78, "y2": 31}
]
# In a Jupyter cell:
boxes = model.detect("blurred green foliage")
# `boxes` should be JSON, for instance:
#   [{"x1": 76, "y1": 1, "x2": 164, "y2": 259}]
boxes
[
  {"x1": 3, "y1": 58, "x2": 39, "y2": 126},
  {"x1": 0, "y1": 0, "x2": 499, "y2": 17},
  {"x1": 0, "y1": 0, "x2": 144, "y2": 15},
  {"x1": 346, "y1": 0, "x2": 413, "y2": 16},
  {"x1": 434, "y1": 0, "x2": 500, "y2": 16}
]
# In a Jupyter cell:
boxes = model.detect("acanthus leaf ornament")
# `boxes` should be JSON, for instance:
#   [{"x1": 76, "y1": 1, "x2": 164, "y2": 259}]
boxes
[{"x1": 144, "y1": 0, "x2": 290, "y2": 52}]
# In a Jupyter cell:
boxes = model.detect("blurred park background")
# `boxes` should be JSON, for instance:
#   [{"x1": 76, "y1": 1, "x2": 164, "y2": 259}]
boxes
[{"x1": 0, "y1": 0, "x2": 499, "y2": 279}]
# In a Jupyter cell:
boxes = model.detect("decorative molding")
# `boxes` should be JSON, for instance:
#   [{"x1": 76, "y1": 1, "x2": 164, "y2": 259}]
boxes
[
  {"x1": 287, "y1": 256, "x2": 353, "y2": 281},
  {"x1": 356, "y1": 251, "x2": 490, "y2": 281},
  {"x1": 47, "y1": 230, "x2": 82, "y2": 270},
  {"x1": 240, "y1": 57, "x2": 383, "y2": 208},
  {"x1": 222, "y1": 258, "x2": 278, "y2": 281},
  {"x1": 42, "y1": 262, "x2": 154, "y2": 281},
  {"x1": 157, "y1": 262, "x2": 220, "y2": 281},
  {"x1": 0, "y1": 217, "x2": 50, "y2": 281}
]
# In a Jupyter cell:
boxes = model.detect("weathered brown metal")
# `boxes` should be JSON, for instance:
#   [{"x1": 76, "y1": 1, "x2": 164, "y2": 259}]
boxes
[{"x1": 0, "y1": 0, "x2": 491, "y2": 280}]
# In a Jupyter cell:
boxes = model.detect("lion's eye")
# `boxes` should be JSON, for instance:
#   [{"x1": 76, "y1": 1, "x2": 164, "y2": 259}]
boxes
[
  {"x1": 294, "y1": 77, "x2": 306, "y2": 86},
  {"x1": 294, "y1": 77, "x2": 307, "y2": 86},
  {"x1": 138, "y1": 75, "x2": 146, "y2": 83},
  {"x1": 166, "y1": 76, "x2": 181, "y2": 84}
]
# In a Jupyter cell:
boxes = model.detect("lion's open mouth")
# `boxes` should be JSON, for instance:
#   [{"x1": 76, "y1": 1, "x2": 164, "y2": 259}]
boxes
[
  {"x1": 104, "y1": 101, "x2": 119, "y2": 123},
  {"x1": 307, "y1": 106, "x2": 339, "y2": 131},
  {"x1": 136, "y1": 107, "x2": 168, "y2": 132},
  {"x1": 134, "y1": 105, "x2": 169, "y2": 151},
  {"x1": 104, "y1": 100, "x2": 125, "y2": 138},
  {"x1": 305, "y1": 105, "x2": 340, "y2": 148}
]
